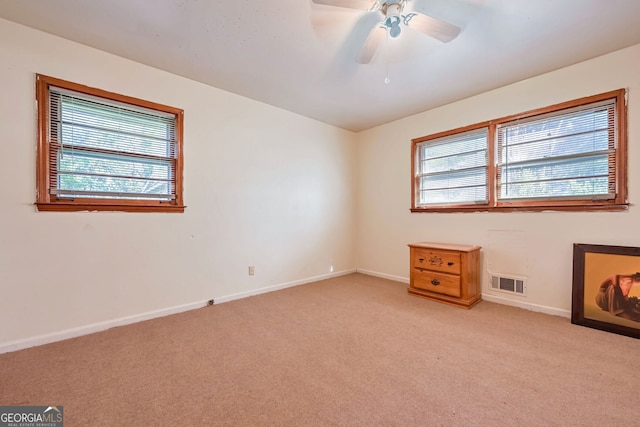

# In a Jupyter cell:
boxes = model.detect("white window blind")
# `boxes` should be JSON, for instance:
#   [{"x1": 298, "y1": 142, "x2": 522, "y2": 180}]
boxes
[
  {"x1": 48, "y1": 86, "x2": 178, "y2": 201},
  {"x1": 416, "y1": 128, "x2": 488, "y2": 206},
  {"x1": 497, "y1": 99, "x2": 617, "y2": 202}
]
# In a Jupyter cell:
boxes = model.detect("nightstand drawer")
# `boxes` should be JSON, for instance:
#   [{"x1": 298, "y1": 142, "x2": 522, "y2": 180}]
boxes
[
  {"x1": 412, "y1": 270, "x2": 461, "y2": 298},
  {"x1": 412, "y1": 248, "x2": 461, "y2": 275}
]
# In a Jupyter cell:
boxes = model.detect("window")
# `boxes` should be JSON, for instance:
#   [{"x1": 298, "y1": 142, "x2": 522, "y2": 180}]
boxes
[
  {"x1": 414, "y1": 126, "x2": 488, "y2": 206},
  {"x1": 411, "y1": 90, "x2": 627, "y2": 212},
  {"x1": 36, "y1": 74, "x2": 184, "y2": 212}
]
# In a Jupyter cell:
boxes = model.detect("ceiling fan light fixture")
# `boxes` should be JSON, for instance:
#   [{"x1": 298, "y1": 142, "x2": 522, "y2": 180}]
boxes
[
  {"x1": 385, "y1": 16, "x2": 402, "y2": 38},
  {"x1": 382, "y1": 2, "x2": 404, "y2": 38}
]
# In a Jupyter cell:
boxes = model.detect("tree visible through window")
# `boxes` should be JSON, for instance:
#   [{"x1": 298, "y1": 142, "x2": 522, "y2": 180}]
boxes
[
  {"x1": 415, "y1": 128, "x2": 488, "y2": 205},
  {"x1": 36, "y1": 75, "x2": 184, "y2": 212},
  {"x1": 497, "y1": 100, "x2": 616, "y2": 201},
  {"x1": 411, "y1": 90, "x2": 627, "y2": 212}
]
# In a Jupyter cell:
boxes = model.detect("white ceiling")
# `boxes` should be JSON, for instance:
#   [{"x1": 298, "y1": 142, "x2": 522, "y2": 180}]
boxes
[{"x1": 1, "y1": 0, "x2": 640, "y2": 132}]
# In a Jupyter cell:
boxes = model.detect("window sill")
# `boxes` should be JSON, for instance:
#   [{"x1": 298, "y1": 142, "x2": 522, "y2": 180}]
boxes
[
  {"x1": 36, "y1": 202, "x2": 185, "y2": 213},
  {"x1": 411, "y1": 203, "x2": 629, "y2": 213}
]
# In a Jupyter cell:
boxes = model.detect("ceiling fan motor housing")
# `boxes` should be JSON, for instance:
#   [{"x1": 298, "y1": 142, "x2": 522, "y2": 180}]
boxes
[{"x1": 381, "y1": 1, "x2": 404, "y2": 16}]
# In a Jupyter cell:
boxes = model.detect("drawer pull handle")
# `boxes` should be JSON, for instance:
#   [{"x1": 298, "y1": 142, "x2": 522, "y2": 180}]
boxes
[
  {"x1": 431, "y1": 279, "x2": 440, "y2": 286},
  {"x1": 448, "y1": 262, "x2": 454, "y2": 266},
  {"x1": 418, "y1": 258, "x2": 425, "y2": 262}
]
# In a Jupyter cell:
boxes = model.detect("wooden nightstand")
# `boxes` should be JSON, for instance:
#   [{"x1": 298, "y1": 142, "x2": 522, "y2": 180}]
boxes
[{"x1": 408, "y1": 242, "x2": 482, "y2": 309}]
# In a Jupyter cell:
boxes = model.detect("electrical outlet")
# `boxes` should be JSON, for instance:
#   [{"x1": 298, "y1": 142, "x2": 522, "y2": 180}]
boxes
[{"x1": 248, "y1": 266, "x2": 255, "y2": 276}]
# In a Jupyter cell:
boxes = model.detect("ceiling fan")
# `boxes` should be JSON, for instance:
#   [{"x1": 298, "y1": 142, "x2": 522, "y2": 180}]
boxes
[{"x1": 311, "y1": 0, "x2": 461, "y2": 64}]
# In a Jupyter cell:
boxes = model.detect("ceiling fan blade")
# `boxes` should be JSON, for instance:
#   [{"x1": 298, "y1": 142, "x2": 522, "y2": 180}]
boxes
[
  {"x1": 406, "y1": 12, "x2": 461, "y2": 43},
  {"x1": 311, "y1": 0, "x2": 375, "y2": 11},
  {"x1": 357, "y1": 25, "x2": 386, "y2": 64}
]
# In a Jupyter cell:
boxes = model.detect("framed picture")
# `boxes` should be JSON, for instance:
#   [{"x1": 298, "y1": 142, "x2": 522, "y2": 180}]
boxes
[{"x1": 572, "y1": 243, "x2": 640, "y2": 339}]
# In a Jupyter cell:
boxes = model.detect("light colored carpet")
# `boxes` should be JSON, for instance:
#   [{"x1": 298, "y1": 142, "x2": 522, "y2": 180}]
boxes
[{"x1": 1, "y1": 273, "x2": 639, "y2": 426}]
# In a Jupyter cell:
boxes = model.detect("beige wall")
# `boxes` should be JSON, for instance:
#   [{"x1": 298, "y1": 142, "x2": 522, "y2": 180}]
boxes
[
  {"x1": 355, "y1": 43, "x2": 640, "y2": 315},
  {"x1": 0, "y1": 19, "x2": 356, "y2": 347},
  {"x1": 2, "y1": 14, "x2": 639, "y2": 350}
]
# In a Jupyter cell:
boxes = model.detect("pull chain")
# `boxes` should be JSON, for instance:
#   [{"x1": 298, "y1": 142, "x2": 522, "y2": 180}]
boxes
[{"x1": 384, "y1": 29, "x2": 391, "y2": 84}]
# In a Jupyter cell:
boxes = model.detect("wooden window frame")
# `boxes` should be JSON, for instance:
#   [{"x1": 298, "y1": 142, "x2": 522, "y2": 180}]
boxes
[
  {"x1": 36, "y1": 74, "x2": 185, "y2": 213},
  {"x1": 411, "y1": 89, "x2": 628, "y2": 213}
]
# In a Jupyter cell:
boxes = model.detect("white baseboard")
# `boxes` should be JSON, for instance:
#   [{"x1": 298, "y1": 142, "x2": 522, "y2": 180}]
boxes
[
  {"x1": 214, "y1": 269, "x2": 357, "y2": 304},
  {"x1": 0, "y1": 268, "x2": 357, "y2": 354},
  {"x1": 356, "y1": 268, "x2": 570, "y2": 318},
  {"x1": 481, "y1": 293, "x2": 571, "y2": 318},
  {"x1": 0, "y1": 300, "x2": 206, "y2": 355},
  {"x1": 356, "y1": 269, "x2": 409, "y2": 284}
]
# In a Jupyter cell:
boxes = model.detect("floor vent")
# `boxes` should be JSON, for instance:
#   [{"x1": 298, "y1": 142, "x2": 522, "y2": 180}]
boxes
[{"x1": 489, "y1": 273, "x2": 526, "y2": 296}]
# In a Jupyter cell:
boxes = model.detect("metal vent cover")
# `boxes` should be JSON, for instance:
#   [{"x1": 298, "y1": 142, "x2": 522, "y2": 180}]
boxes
[{"x1": 490, "y1": 273, "x2": 526, "y2": 296}]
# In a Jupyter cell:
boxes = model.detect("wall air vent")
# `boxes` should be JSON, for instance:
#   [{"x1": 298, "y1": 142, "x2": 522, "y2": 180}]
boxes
[{"x1": 489, "y1": 273, "x2": 526, "y2": 296}]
